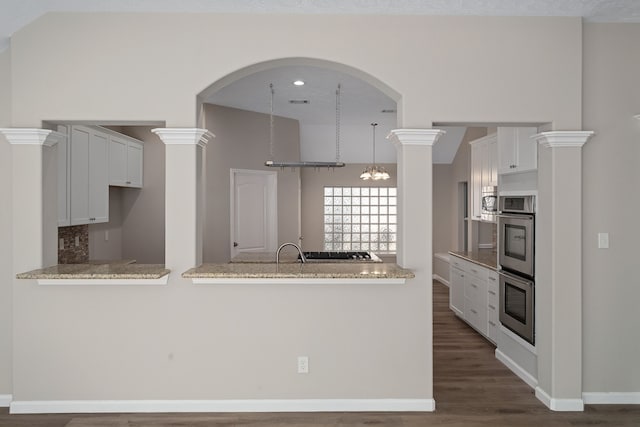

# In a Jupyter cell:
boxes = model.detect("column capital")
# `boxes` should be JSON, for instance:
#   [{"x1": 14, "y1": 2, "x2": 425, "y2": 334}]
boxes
[
  {"x1": 387, "y1": 129, "x2": 446, "y2": 147},
  {"x1": 0, "y1": 128, "x2": 65, "y2": 147},
  {"x1": 151, "y1": 128, "x2": 215, "y2": 148},
  {"x1": 533, "y1": 131, "x2": 594, "y2": 148}
]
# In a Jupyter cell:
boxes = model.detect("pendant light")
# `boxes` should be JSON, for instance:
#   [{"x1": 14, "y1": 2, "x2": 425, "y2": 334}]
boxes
[
  {"x1": 360, "y1": 122, "x2": 390, "y2": 180},
  {"x1": 265, "y1": 83, "x2": 345, "y2": 169}
]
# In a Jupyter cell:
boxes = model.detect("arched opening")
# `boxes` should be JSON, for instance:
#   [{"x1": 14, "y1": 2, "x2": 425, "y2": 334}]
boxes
[{"x1": 196, "y1": 58, "x2": 404, "y2": 263}]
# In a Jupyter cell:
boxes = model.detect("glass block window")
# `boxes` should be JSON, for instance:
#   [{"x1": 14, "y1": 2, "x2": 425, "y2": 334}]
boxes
[{"x1": 323, "y1": 187, "x2": 397, "y2": 254}]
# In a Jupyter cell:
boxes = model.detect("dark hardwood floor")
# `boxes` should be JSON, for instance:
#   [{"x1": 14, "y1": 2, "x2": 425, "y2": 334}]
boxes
[{"x1": 1, "y1": 280, "x2": 638, "y2": 426}]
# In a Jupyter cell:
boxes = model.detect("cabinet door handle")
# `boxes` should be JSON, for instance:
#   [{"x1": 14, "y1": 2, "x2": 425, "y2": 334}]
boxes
[
  {"x1": 488, "y1": 290, "x2": 496, "y2": 295},
  {"x1": 471, "y1": 269, "x2": 478, "y2": 274},
  {"x1": 488, "y1": 304, "x2": 496, "y2": 310},
  {"x1": 126, "y1": 181, "x2": 131, "y2": 184},
  {"x1": 470, "y1": 309, "x2": 478, "y2": 314},
  {"x1": 489, "y1": 276, "x2": 496, "y2": 281},
  {"x1": 489, "y1": 321, "x2": 496, "y2": 327},
  {"x1": 471, "y1": 283, "x2": 477, "y2": 289}
]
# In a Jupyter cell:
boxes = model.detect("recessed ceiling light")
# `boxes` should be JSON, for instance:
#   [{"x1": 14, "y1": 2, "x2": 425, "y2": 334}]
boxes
[{"x1": 293, "y1": 80, "x2": 305, "y2": 86}]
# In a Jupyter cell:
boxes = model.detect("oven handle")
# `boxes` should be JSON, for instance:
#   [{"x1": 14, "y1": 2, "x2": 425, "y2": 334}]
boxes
[
  {"x1": 499, "y1": 270, "x2": 534, "y2": 287},
  {"x1": 497, "y1": 213, "x2": 535, "y2": 220}
]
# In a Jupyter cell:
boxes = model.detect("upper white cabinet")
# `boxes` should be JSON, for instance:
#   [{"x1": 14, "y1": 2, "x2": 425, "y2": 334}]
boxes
[
  {"x1": 57, "y1": 125, "x2": 71, "y2": 226},
  {"x1": 497, "y1": 127, "x2": 538, "y2": 175},
  {"x1": 109, "y1": 135, "x2": 143, "y2": 188},
  {"x1": 57, "y1": 125, "x2": 144, "y2": 227},
  {"x1": 70, "y1": 126, "x2": 109, "y2": 225},
  {"x1": 469, "y1": 133, "x2": 497, "y2": 221}
]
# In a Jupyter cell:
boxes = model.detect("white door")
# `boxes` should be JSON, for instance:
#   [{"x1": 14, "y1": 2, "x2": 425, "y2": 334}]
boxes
[{"x1": 230, "y1": 169, "x2": 277, "y2": 258}]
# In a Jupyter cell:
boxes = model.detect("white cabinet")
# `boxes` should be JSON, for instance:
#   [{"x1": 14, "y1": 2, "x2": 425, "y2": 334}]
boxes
[
  {"x1": 449, "y1": 254, "x2": 498, "y2": 344},
  {"x1": 57, "y1": 125, "x2": 145, "y2": 227},
  {"x1": 486, "y1": 271, "x2": 499, "y2": 344},
  {"x1": 70, "y1": 126, "x2": 109, "y2": 225},
  {"x1": 469, "y1": 133, "x2": 497, "y2": 221},
  {"x1": 57, "y1": 125, "x2": 71, "y2": 226},
  {"x1": 450, "y1": 266, "x2": 465, "y2": 318},
  {"x1": 497, "y1": 127, "x2": 538, "y2": 174},
  {"x1": 109, "y1": 135, "x2": 143, "y2": 188}
]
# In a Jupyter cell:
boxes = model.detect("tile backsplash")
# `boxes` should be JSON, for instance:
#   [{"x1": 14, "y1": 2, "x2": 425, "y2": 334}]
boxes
[{"x1": 58, "y1": 225, "x2": 89, "y2": 264}]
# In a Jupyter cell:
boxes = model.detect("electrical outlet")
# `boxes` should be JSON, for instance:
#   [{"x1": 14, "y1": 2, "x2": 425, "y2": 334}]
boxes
[
  {"x1": 59, "y1": 238, "x2": 64, "y2": 250},
  {"x1": 297, "y1": 356, "x2": 309, "y2": 374},
  {"x1": 75, "y1": 236, "x2": 80, "y2": 247},
  {"x1": 598, "y1": 232, "x2": 609, "y2": 249}
]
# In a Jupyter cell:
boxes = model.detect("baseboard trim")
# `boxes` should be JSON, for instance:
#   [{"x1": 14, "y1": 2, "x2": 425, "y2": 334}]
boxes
[
  {"x1": 0, "y1": 394, "x2": 12, "y2": 407},
  {"x1": 583, "y1": 392, "x2": 640, "y2": 404},
  {"x1": 10, "y1": 398, "x2": 436, "y2": 414},
  {"x1": 495, "y1": 349, "x2": 537, "y2": 389},
  {"x1": 535, "y1": 387, "x2": 584, "y2": 411},
  {"x1": 432, "y1": 274, "x2": 449, "y2": 287}
]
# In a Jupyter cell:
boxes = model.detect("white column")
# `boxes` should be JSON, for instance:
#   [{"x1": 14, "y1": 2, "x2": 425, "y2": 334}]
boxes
[
  {"x1": 533, "y1": 131, "x2": 594, "y2": 411},
  {"x1": 387, "y1": 128, "x2": 445, "y2": 408},
  {"x1": 387, "y1": 129, "x2": 445, "y2": 268},
  {"x1": 0, "y1": 129, "x2": 64, "y2": 272},
  {"x1": 152, "y1": 128, "x2": 214, "y2": 273}
]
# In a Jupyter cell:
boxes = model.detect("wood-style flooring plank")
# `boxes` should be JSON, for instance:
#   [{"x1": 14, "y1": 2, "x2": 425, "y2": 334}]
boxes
[{"x1": 1, "y1": 280, "x2": 639, "y2": 426}]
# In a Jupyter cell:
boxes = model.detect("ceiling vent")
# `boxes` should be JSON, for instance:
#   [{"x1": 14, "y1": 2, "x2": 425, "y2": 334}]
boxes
[{"x1": 289, "y1": 99, "x2": 310, "y2": 105}]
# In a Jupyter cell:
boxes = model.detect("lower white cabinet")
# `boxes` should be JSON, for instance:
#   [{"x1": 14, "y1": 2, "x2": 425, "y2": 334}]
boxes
[
  {"x1": 487, "y1": 271, "x2": 499, "y2": 343},
  {"x1": 450, "y1": 266, "x2": 465, "y2": 317},
  {"x1": 449, "y1": 253, "x2": 498, "y2": 344}
]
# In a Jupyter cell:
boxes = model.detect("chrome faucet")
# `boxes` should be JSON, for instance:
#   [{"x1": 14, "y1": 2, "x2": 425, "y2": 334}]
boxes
[{"x1": 276, "y1": 242, "x2": 306, "y2": 264}]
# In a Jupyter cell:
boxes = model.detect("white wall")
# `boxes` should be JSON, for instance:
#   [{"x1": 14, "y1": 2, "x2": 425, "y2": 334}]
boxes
[
  {"x1": 120, "y1": 127, "x2": 166, "y2": 264},
  {"x1": 89, "y1": 187, "x2": 124, "y2": 261},
  {"x1": 432, "y1": 164, "x2": 453, "y2": 254},
  {"x1": 0, "y1": 47, "x2": 12, "y2": 396},
  {"x1": 582, "y1": 23, "x2": 640, "y2": 394},
  {"x1": 6, "y1": 13, "x2": 584, "y2": 404},
  {"x1": 203, "y1": 104, "x2": 301, "y2": 262}
]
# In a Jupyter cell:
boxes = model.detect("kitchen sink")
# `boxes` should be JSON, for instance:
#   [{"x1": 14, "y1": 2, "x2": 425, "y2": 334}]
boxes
[{"x1": 299, "y1": 251, "x2": 381, "y2": 262}]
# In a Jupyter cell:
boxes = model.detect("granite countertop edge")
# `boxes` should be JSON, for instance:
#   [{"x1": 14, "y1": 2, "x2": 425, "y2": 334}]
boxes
[
  {"x1": 16, "y1": 263, "x2": 170, "y2": 280},
  {"x1": 448, "y1": 250, "x2": 498, "y2": 271},
  {"x1": 183, "y1": 263, "x2": 415, "y2": 280}
]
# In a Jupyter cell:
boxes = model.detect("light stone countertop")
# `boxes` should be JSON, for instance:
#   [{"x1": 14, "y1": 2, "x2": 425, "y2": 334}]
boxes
[
  {"x1": 182, "y1": 262, "x2": 414, "y2": 280},
  {"x1": 16, "y1": 263, "x2": 170, "y2": 280},
  {"x1": 449, "y1": 249, "x2": 498, "y2": 270},
  {"x1": 230, "y1": 252, "x2": 297, "y2": 263}
]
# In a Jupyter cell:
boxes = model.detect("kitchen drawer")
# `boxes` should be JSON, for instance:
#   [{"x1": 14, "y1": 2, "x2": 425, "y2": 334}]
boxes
[
  {"x1": 465, "y1": 276, "x2": 486, "y2": 301},
  {"x1": 487, "y1": 316, "x2": 498, "y2": 343},
  {"x1": 466, "y1": 263, "x2": 488, "y2": 281},
  {"x1": 450, "y1": 255, "x2": 470, "y2": 270},
  {"x1": 464, "y1": 298, "x2": 487, "y2": 334},
  {"x1": 487, "y1": 284, "x2": 498, "y2": 308}
]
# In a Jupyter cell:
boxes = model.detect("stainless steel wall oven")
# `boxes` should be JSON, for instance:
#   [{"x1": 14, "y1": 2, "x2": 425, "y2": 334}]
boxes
[{"x1": 498, "y1": 195, "x2": 535, "y2": 344}]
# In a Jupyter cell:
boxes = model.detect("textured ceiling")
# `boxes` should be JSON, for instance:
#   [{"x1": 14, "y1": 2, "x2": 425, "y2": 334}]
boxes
[{"x1": 2, "y1": 0, "x2": 640, "y2": 51}]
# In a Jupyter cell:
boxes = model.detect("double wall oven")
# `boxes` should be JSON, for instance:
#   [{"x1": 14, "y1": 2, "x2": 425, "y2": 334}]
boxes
[{"x1": 497, "y1": 195, "x2": 535, "y2": 345}]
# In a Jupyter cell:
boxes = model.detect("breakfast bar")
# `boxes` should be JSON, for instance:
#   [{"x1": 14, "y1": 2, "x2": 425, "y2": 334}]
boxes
[{"x1": 183, "y1": 262, "x2": 414, "y2": 285}]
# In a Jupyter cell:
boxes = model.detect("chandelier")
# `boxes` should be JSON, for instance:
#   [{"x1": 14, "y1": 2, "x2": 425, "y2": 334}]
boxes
[{"x1": 360, "y1": 123, "x2": 390, "y2": 180}]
